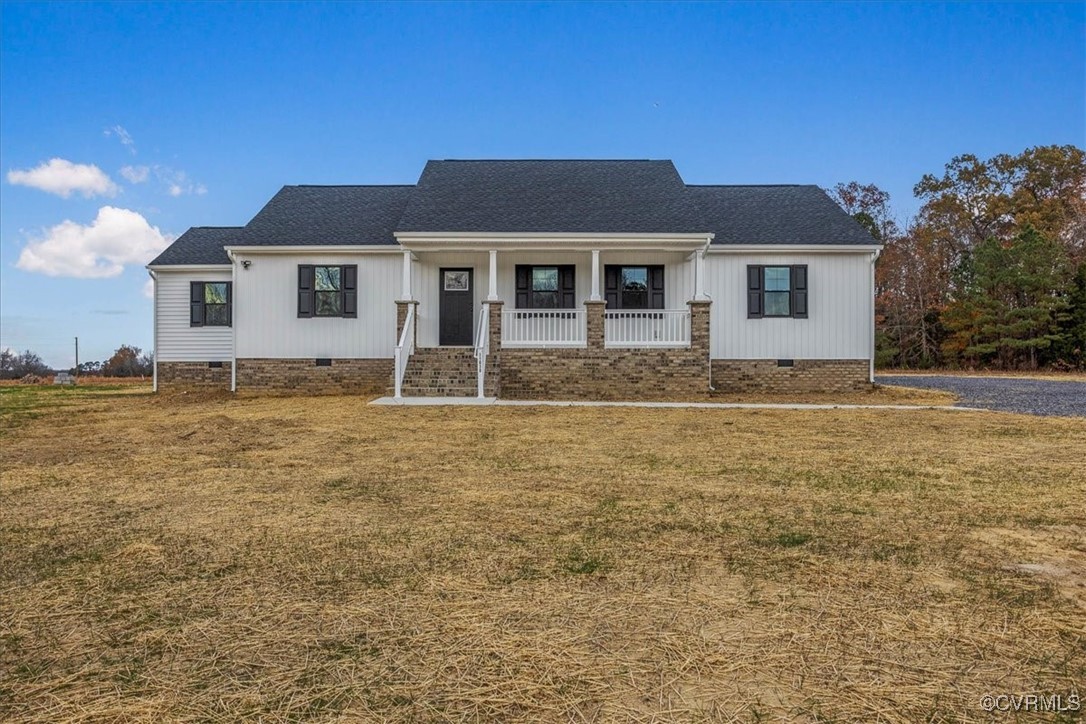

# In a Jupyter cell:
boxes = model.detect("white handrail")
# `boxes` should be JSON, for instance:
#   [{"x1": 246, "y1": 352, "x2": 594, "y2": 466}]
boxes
[
  {"x1": 605, "y1": 309, "x2": 690, "y2": 347},
  {"x1": 473, "y1": 303, "x2": 490, "y2": 398},
  {"x1": 501, "y1": 309, "x2": 586, "y2": 347},
  {"x1": 393, "y1": 304, "x2": 416, "y2": 399}
]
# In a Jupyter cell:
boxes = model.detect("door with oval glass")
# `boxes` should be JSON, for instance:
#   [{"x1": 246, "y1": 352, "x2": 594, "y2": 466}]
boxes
[{"x1": 439, "y1": 268, "x2": 474, "y2": 346}]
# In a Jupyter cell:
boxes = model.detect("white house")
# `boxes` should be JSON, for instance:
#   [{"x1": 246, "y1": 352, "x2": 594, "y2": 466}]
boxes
[{"x1": 147, "y1": 160, "x2": 881, "y2": 399}]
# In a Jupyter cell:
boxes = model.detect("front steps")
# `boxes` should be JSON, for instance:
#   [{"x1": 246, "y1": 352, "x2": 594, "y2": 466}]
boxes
[{"x1": 400, "y1": 347, "x2": 479, "y2": 397}]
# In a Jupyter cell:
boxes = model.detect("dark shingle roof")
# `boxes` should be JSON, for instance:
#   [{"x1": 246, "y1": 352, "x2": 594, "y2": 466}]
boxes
[
  {"x1": 396, "y1": 160, "x2": 702, "y2": 233},
  {"x1": 236, "y1": 185, "x2": 414, "y2": 246},
  {"x1": 690, "y1": 185, "x2": 877, "y2": 246},
  {"x1": 148, "y1": 227, "x2": 238, "y2": 266}
]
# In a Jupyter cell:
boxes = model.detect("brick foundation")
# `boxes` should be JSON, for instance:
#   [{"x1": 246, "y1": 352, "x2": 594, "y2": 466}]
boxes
[
  {"x1": 235, "y1": 358, "x2": 393, "y2": 395},
  {"x1": 710, "y1": 359, "x2": 870, "y2": 393},
  {"x1": 157, "y1": 361, "x2": 232, "y2": 391}
]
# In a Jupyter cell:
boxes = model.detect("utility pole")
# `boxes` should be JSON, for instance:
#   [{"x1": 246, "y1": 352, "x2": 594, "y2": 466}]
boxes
[{"x1": 74, "y1": 337, "x2": 79, "y2": 384}]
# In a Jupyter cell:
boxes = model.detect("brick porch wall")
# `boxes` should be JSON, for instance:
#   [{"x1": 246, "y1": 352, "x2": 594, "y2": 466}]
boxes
[
  {"x1": 235, "y1": 358, "x2": 393, "y2": 395},
  {"x1": 157, "y1": 361, "x2": 232, "y2": 391},
  {"x1": 710, "y1": 359, "x2": 870, "y2": 393}
]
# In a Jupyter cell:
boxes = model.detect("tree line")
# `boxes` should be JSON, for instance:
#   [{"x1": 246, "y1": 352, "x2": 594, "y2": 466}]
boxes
[
  {"x1": 830, "y1": 144, "x2": 1086, "y2": 370},
  {"x1": 0, "y1": 345, "x2": 153, "y2": 379}
]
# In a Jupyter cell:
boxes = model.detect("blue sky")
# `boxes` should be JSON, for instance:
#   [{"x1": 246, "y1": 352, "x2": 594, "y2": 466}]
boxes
[{"x1": 1, "y1": 1, "x2": 1083, "y2": 368}]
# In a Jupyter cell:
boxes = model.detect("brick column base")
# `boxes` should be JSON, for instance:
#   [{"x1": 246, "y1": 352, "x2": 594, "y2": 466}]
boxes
[
  {"x1": 584, "y1": 300, "x2": 607, "y2": 350},
  {"x1": 395, "y1": 300, "x2": 418, "y2": 346}
]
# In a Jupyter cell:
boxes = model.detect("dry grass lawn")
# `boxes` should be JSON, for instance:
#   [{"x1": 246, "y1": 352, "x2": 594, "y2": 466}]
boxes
[{"x1": 1, "y1": 385, "x2": 1083, "y2": 722}]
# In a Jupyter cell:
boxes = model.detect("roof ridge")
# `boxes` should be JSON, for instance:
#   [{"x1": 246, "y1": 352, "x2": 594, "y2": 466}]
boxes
[
  {"x1": 289, "y1": 184, "x2": 416, "y2": 188},
  {"x1": 434, "y1": 158, "x2": 670, "y2": 163},
  {"x1": 687, "y1": 184, "x2": 808, "y2": 188},
  {"x1": 190, "y1": 225, "x2": 243, "y2": 229}
]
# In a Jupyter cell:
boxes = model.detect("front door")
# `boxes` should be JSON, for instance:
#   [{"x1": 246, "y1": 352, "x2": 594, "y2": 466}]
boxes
[{"x1": 439, "y1": 268, "x2": 474, "y2": 346}]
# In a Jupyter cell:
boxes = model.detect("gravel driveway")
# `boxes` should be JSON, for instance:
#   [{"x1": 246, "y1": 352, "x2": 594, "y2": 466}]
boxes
[{"x1": 877, "y1": 375, "x2": 1086, "y2": 418}]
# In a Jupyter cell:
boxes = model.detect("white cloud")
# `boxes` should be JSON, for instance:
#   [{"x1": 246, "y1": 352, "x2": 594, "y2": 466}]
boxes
[
  {"x1": 105, "y1": 125, "x2": 137, "y2": 154},
  {"x1": 16, "y1": 206, "x2": 173, "y2": 279},
  {"x1": 7, "y1": 158, "x2": 120, "y2": 198},
  {"x1": 156, "y1": 166, "x2": 206, "y2": 196},
  {"x1": 120, "y1": 165, "x2": 150, "y2": 183},
  {"x1": 142, "y1": 278, "x2": 155, "y2": 299}
]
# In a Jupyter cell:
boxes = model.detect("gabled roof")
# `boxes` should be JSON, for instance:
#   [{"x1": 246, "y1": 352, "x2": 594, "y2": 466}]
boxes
[
  {"x1": 396, "y1": 160, "x2": 701, "y2": 234},
  {"x1": 148, "y1": 161, "x2": 879, "y2": 266},
  {"x1": 235, "y1": 185, "x2": 414, "y2": 246},
  {"x1": 691, "y1": 185, "x2": 877, "y2": 246},
  {"x1": 148, "y1": 227, "x2": 238, "y2": 266}
]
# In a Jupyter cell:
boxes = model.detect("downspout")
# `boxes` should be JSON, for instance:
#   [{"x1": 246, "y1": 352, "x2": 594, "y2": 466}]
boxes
[
  {"x1": 148, "y1": 269, "x2": 158, "y2": 392},
  {"x1": 227, "y1": 250, "x2": 238, "y2": 392},
  {"x1": 869, "y1": 249, "x2": 882, "y2": 384},
  {"x1": 700, "y1": 235, "x2": 716, "y2": 392}
]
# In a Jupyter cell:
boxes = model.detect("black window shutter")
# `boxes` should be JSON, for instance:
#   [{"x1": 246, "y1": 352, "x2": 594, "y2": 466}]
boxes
[
  {"x1": 747, "y1": 265, "x2": 763, "y2": 319},
  {"x1": 342, "y1": 265, "x2": 358, "y2": 318},
  {"x1": 648, "y1": 265, "x2": 665, "y2": 310},
  {"x1": 515, "y1": 265, "x2": 531, "y2": 309},
  {"x1": 604, "y1": 266, "x2": 619, "y2": 309},
  {"x1": 558, "y1": 265, "x2": 576, "y2": 309},
  {"x1": 298, "y1": 265, "x2": 315, "y2": 318},
  {"x1": 792, "y1": 264, "x2": 808, "y2": 319},
  {"x1": 225, "y1": 282, "x2": 233, "y2": 327},
  {"x1": 190, "y1": 282, "x2": 204, "y2": 326}
]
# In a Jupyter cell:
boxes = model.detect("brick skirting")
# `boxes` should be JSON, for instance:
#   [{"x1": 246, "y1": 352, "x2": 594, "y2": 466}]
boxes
[
  {"x1": 499, "y1": 348, "x2": 709, "y2": 400},
  {"x1": 235, "y1": 358, "x2": 393, "y2": 395},
  {"x1": 157, "y1": 361, "x2": 232, "y2": 391},
  {"x1": 711, "y1": 359, "x2": 870, "y2": 393}
]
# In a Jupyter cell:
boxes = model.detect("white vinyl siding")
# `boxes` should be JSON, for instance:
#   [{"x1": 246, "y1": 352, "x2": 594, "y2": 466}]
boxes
[
  {"x1": 706, "y1": 252, "x2": 872, "y2": 360},
  {"x1": 234, "y1": 252, "x2": 400, "y2": 359},
  {"x1": 155, "y1": 270, "x2": 234, "y2": 362}
]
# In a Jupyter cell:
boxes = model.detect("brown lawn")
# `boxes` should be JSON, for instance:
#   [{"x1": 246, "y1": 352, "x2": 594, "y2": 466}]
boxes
[{"x1": 1, "y1": 385, "x2": 1083, "y2": 722}]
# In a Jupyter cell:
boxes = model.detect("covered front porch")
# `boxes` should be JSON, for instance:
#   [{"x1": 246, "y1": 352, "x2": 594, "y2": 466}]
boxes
[{"x1": 391, "y1": 236, "x2": 714, "y2": 399}]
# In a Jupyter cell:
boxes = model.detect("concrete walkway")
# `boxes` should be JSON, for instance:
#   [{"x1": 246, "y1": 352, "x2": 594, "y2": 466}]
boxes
[{"x1": 370, "y1": 396, "x2": 977, "y2": 411}]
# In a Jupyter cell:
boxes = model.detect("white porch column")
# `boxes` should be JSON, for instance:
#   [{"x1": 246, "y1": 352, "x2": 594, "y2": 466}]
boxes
[
  {"x1": 694, "y1": 248, "x2": 708, "y2": 300},
  {"x1": 401, "y1": 249, "x2": 413, "y2": 300},
  {"x1": 590, "y1": 249, "x2": 601, "y2": 301},
  {"x1": 488, "y1": 250, "x2": 499, "y2": 301}
]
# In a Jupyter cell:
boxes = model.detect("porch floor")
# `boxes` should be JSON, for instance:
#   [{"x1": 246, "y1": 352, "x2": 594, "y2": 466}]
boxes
[{"x1": 370, "y1": 397, "x2": 975, "y2": 412}]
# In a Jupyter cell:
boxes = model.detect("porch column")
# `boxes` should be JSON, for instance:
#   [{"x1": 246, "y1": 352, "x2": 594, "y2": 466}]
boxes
[
  {"x1": 488, "y1": 250, "x2": 499, "y2": 301},
  {"x1": 590, "y1": 249, "x2": 601, "y2": 301},
  {"x1": 694, "y1": 248, "x2": 708, "y2": 300},
  {"x1": 401, "y1": 250, "x2": 413, "y2": 300}
]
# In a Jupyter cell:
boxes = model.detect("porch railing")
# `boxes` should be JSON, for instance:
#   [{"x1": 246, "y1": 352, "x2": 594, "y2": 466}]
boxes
[
  {"x1": 473, "y1": 303, "x2": 490, "y2": 398},
  {"x1": 393, "y1": 304, "x2": 416, "y2": 399},
  {"x1": 501, "y1": 310, "x2": 586, "y2": 347},
  {"x1": 605, "y1": 309, "x2": 690, "y2": 347}
]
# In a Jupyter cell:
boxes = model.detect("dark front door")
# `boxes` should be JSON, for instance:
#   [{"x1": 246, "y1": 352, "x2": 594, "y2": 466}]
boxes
[{"x1": 439, "y1": 268, "x2": 474, "y2": 346}]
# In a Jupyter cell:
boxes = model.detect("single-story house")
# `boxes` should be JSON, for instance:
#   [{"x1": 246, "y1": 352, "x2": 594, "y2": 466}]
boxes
[{"x1": 147, "y1": 160, "x2": 881, "y2": 399}]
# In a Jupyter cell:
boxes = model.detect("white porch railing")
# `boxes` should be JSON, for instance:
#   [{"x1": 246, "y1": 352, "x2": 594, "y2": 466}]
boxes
[
  {"x1": 501, "y1": 310, "x2": 586, "y2": 347},
  {"x1": 393, "y1": 304, "x2": 416, "y2": 399},
  {"x1": 473, "y1": 303, "x2": 490, "y2": 398},
  {"x1": 605, "y1": 309, "x2": 690, "y2": 347}
]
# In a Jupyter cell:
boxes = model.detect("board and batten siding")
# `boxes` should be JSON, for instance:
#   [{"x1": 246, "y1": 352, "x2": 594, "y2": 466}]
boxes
[
  {"x1": 155, "y1": 269, "x2": 234, "y2": 362},
  {"x1": 412, "y1": 250, "x2": 695, "y2": 347},
  {"x1": 705, "y1": 252, "x2": 873, "y2": 360},
  {"x1": 234, "y1": 252, "x2": 401, "y2": 359}
]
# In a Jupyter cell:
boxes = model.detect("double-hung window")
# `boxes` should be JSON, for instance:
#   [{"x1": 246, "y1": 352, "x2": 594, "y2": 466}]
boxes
[
  {"x1": 298, "y1": 265, "x2": 358, "y2": 318},
  {"x1": 604, "y1": 265, "x2": 664, "y2": 310},
  {"x1": 189, "y1": 282, "x2": 232, "y2": 326},
  {"x1": 514, "y1": 265, "x2": 576, "y2": 309},
  {"x1": 747, "y1": 265, "x2": 808, "y2": 319}
]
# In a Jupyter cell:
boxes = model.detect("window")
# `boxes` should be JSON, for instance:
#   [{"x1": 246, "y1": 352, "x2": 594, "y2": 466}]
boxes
[
  {"x1": 515, "y1": 265, "x2": 575, "y2": 309},
  {"x1": 747, "y1": 265, "x2": 808, "y2": 319},
  {"x1": 298, "y1": 265, "x2": 357, "y2": 318},
  {"x1": 189, "y1": 281, "x2": 231, "y2": 327},
  {"x1": 443, "y1": 270, "x2": 470, "y2": 291},
  {"x1": 604, "y1": 265, "x2": 664, "y2": 309}
]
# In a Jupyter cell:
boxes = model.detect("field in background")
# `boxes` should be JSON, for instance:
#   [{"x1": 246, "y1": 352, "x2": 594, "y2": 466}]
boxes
[{"x1": 1, "y1": 386, "x2": 1083, "y2": 721}]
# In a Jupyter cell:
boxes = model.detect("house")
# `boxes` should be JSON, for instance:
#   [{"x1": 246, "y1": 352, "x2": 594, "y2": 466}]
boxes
[{"x1": 147, "y1": 160, "x2": 881, "y2": 399}]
